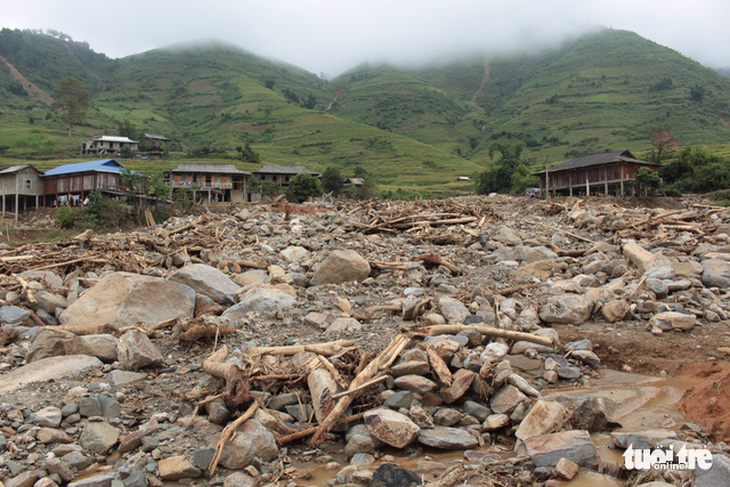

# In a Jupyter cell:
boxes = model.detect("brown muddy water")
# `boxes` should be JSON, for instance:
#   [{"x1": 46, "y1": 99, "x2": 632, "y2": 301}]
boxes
[{"x1": 298, "y1": 369, "x2": 700, "y2": 486}]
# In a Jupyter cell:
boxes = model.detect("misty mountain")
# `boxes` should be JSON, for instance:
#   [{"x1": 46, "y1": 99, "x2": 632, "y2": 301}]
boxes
[{"x1": 1, "y1": 27, "x2": 729, "y2": 194}]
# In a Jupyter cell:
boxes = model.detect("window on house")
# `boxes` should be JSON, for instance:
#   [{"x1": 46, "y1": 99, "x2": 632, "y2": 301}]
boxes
[{"x1": 24, "y1": 179, "x2": 32, "y2": 189}]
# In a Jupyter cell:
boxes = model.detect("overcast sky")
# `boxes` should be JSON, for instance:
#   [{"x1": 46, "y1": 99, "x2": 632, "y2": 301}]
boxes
[{"x1": 4, "y1": 0, "x2": 730, "y2": 77}]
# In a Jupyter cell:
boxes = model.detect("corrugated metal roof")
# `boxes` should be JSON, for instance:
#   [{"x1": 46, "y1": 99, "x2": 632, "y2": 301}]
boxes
[
  {"x1": 92, "y1": 136, "x2": 138, "y2": 143},
  {"x1": 144, "y1": 133, "x2": 171, "y2": 141},
  {"x1": 170, "y1": 163, "x2": 251, "y2": 175},
  {"x1": 42, "y1": 159, "x2": 127, "y2": 177},
  {"x1": 533, "y1": 150, "x2": 660, "y2": 175},
  {"x1": 0, "y1": 164, "x2": 43, "y2": 175},
  {"x1": 253, "y1": 165, "x2": 319, "y2": 175}
]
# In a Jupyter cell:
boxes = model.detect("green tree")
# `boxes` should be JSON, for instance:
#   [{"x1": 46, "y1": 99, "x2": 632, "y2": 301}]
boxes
[
  {"x1": 476, "y1": 142, "x2": 527, "y2": 195},
  {"x1": 321, "y1": 167, "x2": 344, "y2": 196},
  {"x1": 260, "y1": 180, "x2": 284, "y2": 198},
  {"x1": 52, "y1": 77, "x2": 90, "y2": 137},
  {"x1": 287, "y1": 173, "x2": 323, "y2": 203},
  {"x1": 690, "y1": 84, "x2": 707, "y2": 102},
  {"x1": 56, "y1": 205, "x2": 75, "y2": 228},
  {"x1": 237, "y1": 143, "x2": 260, "y2": 163},
  {"x1": 635, "y1": 167, "x2": 662, "y2": 196}
]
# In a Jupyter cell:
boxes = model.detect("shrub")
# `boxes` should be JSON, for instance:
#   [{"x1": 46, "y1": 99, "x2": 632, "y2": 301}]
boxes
[
  {"x1": 56, "y1": 205, "x2": 75, "y2": 228},
  {"x1": 287, "y1": 173, "x2": 322, "y2": 203}
]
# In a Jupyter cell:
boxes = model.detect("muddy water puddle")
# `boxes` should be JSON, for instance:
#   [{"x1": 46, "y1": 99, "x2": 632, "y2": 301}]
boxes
[{"x1": 297, "y1": 369, "x2": 700, "y2": 486}]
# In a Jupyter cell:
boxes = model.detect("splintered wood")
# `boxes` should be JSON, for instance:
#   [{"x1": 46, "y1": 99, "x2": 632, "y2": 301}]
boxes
[{"x1": 344, "y1": 198, "x2": 498, "y2": 244}]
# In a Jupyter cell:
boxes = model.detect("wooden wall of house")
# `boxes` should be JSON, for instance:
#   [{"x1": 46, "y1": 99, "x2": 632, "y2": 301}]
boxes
[{"x1": 43, "y1": 172, "x2": 122, "y2": 195}]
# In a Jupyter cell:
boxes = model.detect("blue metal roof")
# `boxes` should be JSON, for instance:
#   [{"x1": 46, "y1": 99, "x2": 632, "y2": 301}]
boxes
[{"x1": 42, "y1": 159, "x2": 127, "y2": 177}]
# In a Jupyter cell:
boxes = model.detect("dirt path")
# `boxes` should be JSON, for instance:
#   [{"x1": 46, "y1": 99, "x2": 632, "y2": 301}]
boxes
[
  {"x1": 0, "y1": 55, "x2": 53, "y2": 105},
  {"x1": 470, "y1": 55, "x2": 490, "y2": 110}
]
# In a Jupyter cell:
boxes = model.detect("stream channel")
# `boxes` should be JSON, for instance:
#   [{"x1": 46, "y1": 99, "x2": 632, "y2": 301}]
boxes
[{"x1": 299, "y1": 369, "x2": 700, "y2": 486}]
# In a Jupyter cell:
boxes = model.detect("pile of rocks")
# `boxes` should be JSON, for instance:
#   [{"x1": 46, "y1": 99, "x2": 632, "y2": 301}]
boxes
[{"x1": 1, "y1": 195, "x2": 730, "y2": 487}]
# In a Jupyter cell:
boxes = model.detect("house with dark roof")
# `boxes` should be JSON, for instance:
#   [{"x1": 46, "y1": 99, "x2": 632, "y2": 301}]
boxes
[
  {"x1": 166, "y1": 163, "x2": 252, "y2": 202},
  {"x1": 41, "y1": 159, "x2": 138, "y2": 206},
  {"x1": 0, "y1": 165, "x2": 43, "y2": 219},
  {"x1": 532, "y1": 149, "x2": 660, "y2": 196},
  {"x1": 252, "y1": 165, "x2": 320, "y2": 186},
  {"x1": 142, "y1": 134, "x2": 172, "y2": 159}
]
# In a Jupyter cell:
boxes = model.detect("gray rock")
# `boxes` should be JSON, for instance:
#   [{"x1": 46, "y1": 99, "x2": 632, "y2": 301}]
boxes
[
  {"x1": 106, "y1": 370, "x2": 147, "y2": 387},
  {"x1": 539, "y1": 294, "x2": 593, "y2": 325},
  {"x1": 611, "y1": 429, "x2": 678, "y2": 450},
  {"x1": 463, "y1": 401, "x2": 491, "y2": 422},
  {"x1": 79, "y1": 421, "x2": 120, "y2": 454},
  {"x1": 223, "y1": 287, "x2": 296, "y2": 318},
  {"x1": 440, "y1": 299, "x2": 470, "y2": 323},
  {"x1": 223, "y1": 472, "x2": 256, "y2": 487},
  {"x1": 34, "y1": 291, "x2": 68, "y2": 315},
  {"x1": 0, "y1": 355, "x2": 103, "y2": 394},
  {"x1": 523, "y1": 430, "x2": 598, "y2": 468},
  {"x1": 418, "y1": 426, "x2": 479, "y2": 450},
  {"x1": 66, "y1": 334, "x2": 119, "y2": 363},
  {"x1": 0, "y1": 305, "x2": 31, "y2": 325},
  {"x1": 490, "y1": 385, "x2": 527, "y2": 415},
  {"x1": 364, "y1": 408, "x2": 420, "y2": 449},
  {"x1": 701, "y1": 259, "x2": 730, "y2": 289},
  {"x1": 29, "y1": 406, "x2": 63, "y2": 427},
  {"x1": 19, "y1": 270, "x2": 64, "y2": 289},
  {"x1": 79, "y1": 396, "x2": 102, "y2": 417},
  {"x1": 384, "y1": 391, "x2": 415, "y2": 410},
  {"x1": 168, "y1": 264, "x2": 239, "y2": 305},
  {"x1": 68, "y1": 472, "x2": 117, "y2": 487},
  {"x1": 433, "y1": 408, "x2": 462, "y2": 426},
  {"x1": 493, "y1": 246, "x2": 558, "y2": 263},
  {"x1": 280, "y1": 246, "x2": 311, "y2": 263},
  {"x1": 345, "y1": 434, "x2": 375, "y2": 458},
  {"x1": 218, "y1": 419, "x2": 278, "y2": 469},
  {"x1": 117, "y1": 329, "x2": 163, "y2": 370},
  {"x1": 694, "y1": 453, "x2": 730, "y2": 487},
  {"x1": 390, "y1": 360, "x2": 431, "y2": 377}
]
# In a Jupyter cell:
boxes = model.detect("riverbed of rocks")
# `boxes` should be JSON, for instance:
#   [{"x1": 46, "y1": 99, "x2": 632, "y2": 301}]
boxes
[{"x1": 1, "y1": 195, "x2": 730, "y2": 487}]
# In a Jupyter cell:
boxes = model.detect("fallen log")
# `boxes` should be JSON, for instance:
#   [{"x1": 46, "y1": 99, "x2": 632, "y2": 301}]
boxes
[
  {"x1": 420, "y1": 324, "x2": 555, "y2": 348},
  {"x1": 310, "y1": 334, "x2": 411, "y2": 446},
  {"x1": 416, "y1": 254, "x2": 464, "y2": 276},
  {"x1": 247, "y1": 340, "x2": 356, "y2": 357},
  {"x1": 208, "y1": 400, "x2": 259, "y2": 476},
  {"x1": 202, "y1": 346, "x2": 252, "y2": 413}
]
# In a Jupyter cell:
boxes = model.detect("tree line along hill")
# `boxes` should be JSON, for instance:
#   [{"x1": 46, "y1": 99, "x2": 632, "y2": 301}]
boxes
[{"x1": 1, "y1": 27, "x2": 730, "y2": 198}]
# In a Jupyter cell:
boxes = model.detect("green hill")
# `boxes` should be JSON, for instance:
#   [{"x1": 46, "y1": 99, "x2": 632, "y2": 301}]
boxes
[{"x1": 1, "y1": 27, "x2": 729, "y2": 196}]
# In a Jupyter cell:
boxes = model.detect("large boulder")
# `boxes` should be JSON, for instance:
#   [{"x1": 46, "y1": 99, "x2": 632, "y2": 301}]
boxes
[
  {"x1": 701, "y1": 259, "x2": 730, "y2": 289},
  {"x1": 0, "y1": 355, "x2": 103, "y2": 394},
  {"x1": 168, "y1": 264, "x2": 240, "y2": 304},
  {"x1": 218, "y1": 419, "x2": 278, "y2": 470},
  {"x1": 418, "y1": 427, "x2": 479, "y2": 450},
  {"x1": 539, "y1": 294, "x2": 593, "y2": 325},
  {"x1": 311, "y1": 250, "x2": 370, "y2": 286},
  {"x1": 523, "y1": 430, "x2": 598, "y2": 468},
  {"x1": 364, "y1": 409, "x2": 420, "y2": 449},
  {"x1": 59, "y1": 272, "x2": 195, "y2": 330},
  {"x1": 222, "y1": 287, "x2": 296, "y2": 320}
]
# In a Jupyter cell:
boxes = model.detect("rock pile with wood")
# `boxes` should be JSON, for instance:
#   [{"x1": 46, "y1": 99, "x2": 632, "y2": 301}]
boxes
[{"x1": 1, "y1": 195, "x2": 730, "y2": 487}]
